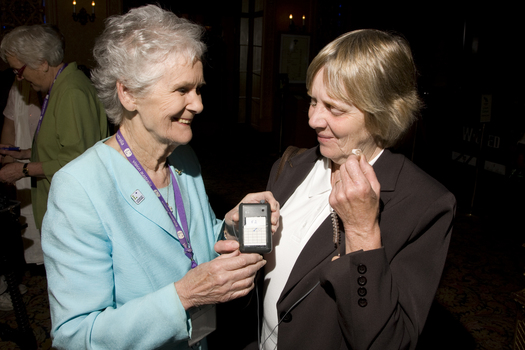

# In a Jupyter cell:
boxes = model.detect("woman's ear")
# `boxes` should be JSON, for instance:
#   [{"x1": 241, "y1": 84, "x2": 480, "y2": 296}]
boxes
[
  {"x1": 40, "y1": 61, "x2": 50, "y2": 73},
  {"x1": 116, "y1": 81, "x2": 137, "y2": 112}
]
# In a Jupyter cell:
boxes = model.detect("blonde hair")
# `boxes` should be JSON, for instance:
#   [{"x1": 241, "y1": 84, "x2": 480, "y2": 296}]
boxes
[{"x1": 306, "y1": 29, "x2": 421, "y2": 148}]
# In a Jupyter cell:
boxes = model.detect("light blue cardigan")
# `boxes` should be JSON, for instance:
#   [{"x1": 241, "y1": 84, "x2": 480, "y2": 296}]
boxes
[{"x1": 42, "y1": 140, "x2": 223, "y2": 350}]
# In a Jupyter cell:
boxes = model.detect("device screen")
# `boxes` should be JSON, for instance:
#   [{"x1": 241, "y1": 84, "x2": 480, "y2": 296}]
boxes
[{"x1": 243, "y1": 216, "x2": 267, "y2": 246}]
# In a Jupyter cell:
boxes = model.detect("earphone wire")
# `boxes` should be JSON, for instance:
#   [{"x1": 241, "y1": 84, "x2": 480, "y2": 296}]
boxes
[
  {"x1": 256, "y1": 277, "x2": 261, "y2": 349},
  {"x1": 259, "y1": 281, "x2": 320, "y2": 350}
]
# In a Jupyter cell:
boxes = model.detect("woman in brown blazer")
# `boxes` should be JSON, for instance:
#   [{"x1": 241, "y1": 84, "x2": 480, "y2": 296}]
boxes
[{"x1": 251, "y1": 29, "x2": 456, "y2": 350}]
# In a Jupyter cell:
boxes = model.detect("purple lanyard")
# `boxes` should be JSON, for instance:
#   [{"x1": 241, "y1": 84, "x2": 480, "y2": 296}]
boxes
[
  {"x1": 33, "y1": 63, "x2": 68, "y2": 141},
  {"x1": 116, "y1": 130, "x2": 197, "y2": 268}
]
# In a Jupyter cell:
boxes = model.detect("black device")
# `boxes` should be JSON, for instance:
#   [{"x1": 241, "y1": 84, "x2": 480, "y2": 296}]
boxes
[{"x1": 238, "y1": 202, "x2": 272, "y2": 254}]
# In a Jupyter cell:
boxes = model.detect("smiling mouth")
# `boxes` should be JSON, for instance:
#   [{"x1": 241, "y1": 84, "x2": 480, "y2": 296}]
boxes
[{"x1": 176, "y1": 118, "x2": 192, "y2": 125}]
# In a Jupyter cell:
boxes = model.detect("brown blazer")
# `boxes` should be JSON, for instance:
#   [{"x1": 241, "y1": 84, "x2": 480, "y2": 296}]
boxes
[{"x1": 260, "y1": 147, "x2": 455, "y2": 350}]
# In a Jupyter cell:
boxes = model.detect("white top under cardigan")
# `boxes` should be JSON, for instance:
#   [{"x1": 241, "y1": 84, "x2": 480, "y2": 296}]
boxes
[{"x1": 3, "y1": 80, "x2": 42, "y2": 264}]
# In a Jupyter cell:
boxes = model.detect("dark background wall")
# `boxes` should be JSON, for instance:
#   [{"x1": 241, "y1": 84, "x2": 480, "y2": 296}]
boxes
[{"x1": 2, "y1": 0, "x2": 523, "y2": 215}]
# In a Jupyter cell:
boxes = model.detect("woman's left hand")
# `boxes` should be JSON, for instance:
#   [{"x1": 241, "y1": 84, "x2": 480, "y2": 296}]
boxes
[
  {"x1": 330, "y1": 153, "x2": 381, "y2": 253},
  {"x1": 225, "y1": 191, "x2": 280, "y2": 236},
  {"x1": 0, "y1": 162, "x2": 24, "y2": 184},
  {"x1": 175, "y1": 240, "x2": 266, "y2": 309}
]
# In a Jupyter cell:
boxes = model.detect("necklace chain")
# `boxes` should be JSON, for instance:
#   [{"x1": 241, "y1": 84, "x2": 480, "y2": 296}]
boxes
[{"x1": 162, "y1": 170, "x2": 173, "y2": 212}]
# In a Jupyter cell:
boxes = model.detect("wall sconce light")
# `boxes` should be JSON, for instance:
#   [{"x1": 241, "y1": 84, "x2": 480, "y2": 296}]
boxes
[
  {"x1": 72, "y1": 1, "x2": 95, "y2": 25},
  {"x1": 288, "y1": 14, "x2": 295, "y2": 32}
]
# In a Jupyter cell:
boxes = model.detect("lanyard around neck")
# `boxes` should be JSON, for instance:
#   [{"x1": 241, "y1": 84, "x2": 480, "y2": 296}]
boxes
[
  {"x1": 33, "y1": 63, "x2": 68, "y2": 141},
  {"x1": 116, "y1": 130, "x2": 197, "y2": 268}
]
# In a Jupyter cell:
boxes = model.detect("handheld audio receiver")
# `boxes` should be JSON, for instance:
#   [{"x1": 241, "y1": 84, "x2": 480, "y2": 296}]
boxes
[{"x1": 237, "y1": 202, "x2": 272, "y2": 254}]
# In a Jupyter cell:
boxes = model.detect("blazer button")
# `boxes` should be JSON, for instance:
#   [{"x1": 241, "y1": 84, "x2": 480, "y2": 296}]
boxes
[
  {"x1": 357, "y1": 276, "x2": 367, "y2": 286},
  {"x1": 280, "y1": 311, "x2": 292, "y2": 323},
  {"x1": 358, "y1": 287, "x2": 367, "y2": 297},
  {"x1": 357, "y1": 264, "x2": 367, "y2": 274},
  {"x1": 358, "y1": 298, "x2": 368, "y2": 307}
]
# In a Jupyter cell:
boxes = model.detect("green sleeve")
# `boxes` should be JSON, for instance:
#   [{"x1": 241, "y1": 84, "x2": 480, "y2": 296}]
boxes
[{"x1": 41, "y1": 88, "x2": 107, "y2": 179}]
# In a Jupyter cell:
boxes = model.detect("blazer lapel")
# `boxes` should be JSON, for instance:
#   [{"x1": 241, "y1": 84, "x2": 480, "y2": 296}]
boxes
[
  {"x1": 373, "y1": 149, "x2": 404, "y2": 207},
  {"x1": 270, "y1": 147, "x2": 322, "y2": 206},
  {"x1": 278, "y1": 216, "x2": 337, "y2": 304},
  {"x1": 271, "y1": 147, "x2": 338, "y2": 302}
]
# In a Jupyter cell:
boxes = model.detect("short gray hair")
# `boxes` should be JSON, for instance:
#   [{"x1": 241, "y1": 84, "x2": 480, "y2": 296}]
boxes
[
  {"x1": 0, "y1": 24, "x2": 64, "y2": 68},
  {"x1": 91, "y1": 4, "x2": 207, "y2": 125},
  {"x1": 306, "y1": 29, "x2": 421, "y2": 148}
]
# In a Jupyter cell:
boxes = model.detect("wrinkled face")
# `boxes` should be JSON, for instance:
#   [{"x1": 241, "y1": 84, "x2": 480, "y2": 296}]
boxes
[
  {"x1": 308, "y1": 68, "x2": 376, "y2": 165},
  {"x1": 6, "y1": 55, "x2": 48, "y2": 92},
  {"x1": 131, "y1": 57, "x2": 205, "y2": 148}
]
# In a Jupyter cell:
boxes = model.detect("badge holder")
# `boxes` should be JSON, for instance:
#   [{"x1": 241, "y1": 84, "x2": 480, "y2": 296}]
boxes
[{"x1": 188, "y1": 304, "x2": 216, "y2": 347}]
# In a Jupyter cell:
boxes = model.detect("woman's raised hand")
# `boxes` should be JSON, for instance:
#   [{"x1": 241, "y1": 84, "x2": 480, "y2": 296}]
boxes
[
  {"x1": 225, "y1": 191, "x2": 280, "y2": 234},
  {"x1": 329, "y1": 153, "x2": 382, "y2": 253}
]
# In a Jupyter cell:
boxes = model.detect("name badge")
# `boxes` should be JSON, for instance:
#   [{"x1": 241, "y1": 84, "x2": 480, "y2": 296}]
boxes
[
  {"x1": 131, "y1": 189, "x2": 145, "y2": 205},
  {"x1": 188, "y1": 304, "x2": 216, "y2": 347}
]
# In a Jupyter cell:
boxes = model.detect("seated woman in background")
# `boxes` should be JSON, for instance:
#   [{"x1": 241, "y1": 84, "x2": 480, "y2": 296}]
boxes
[
  {"x1": 257, "y1": 29, "x2": 456, "y2": 350},
  {"x1": 41, "y1": 5, "x2": 279, "y2": 350}
]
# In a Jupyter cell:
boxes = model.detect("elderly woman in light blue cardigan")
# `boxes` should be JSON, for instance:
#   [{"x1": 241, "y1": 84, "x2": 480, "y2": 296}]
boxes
[{"x1": 41, "y1": 5, "x2": 279, "y2": 350}]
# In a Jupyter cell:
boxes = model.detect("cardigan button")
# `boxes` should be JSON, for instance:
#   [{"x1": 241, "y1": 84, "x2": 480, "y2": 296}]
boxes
[
  {"x1": 357, "y1": 264, "x2": 367, "y2": 274},
  {"x1": 357, "y1": 276, "x2": 367, "y2": 286},
  {"x1": 280, "y1": 311, "x2": 292, "y2": 323},
  {"x1": 358, "y1": 287, "x2": 367, "y2": 297}
]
